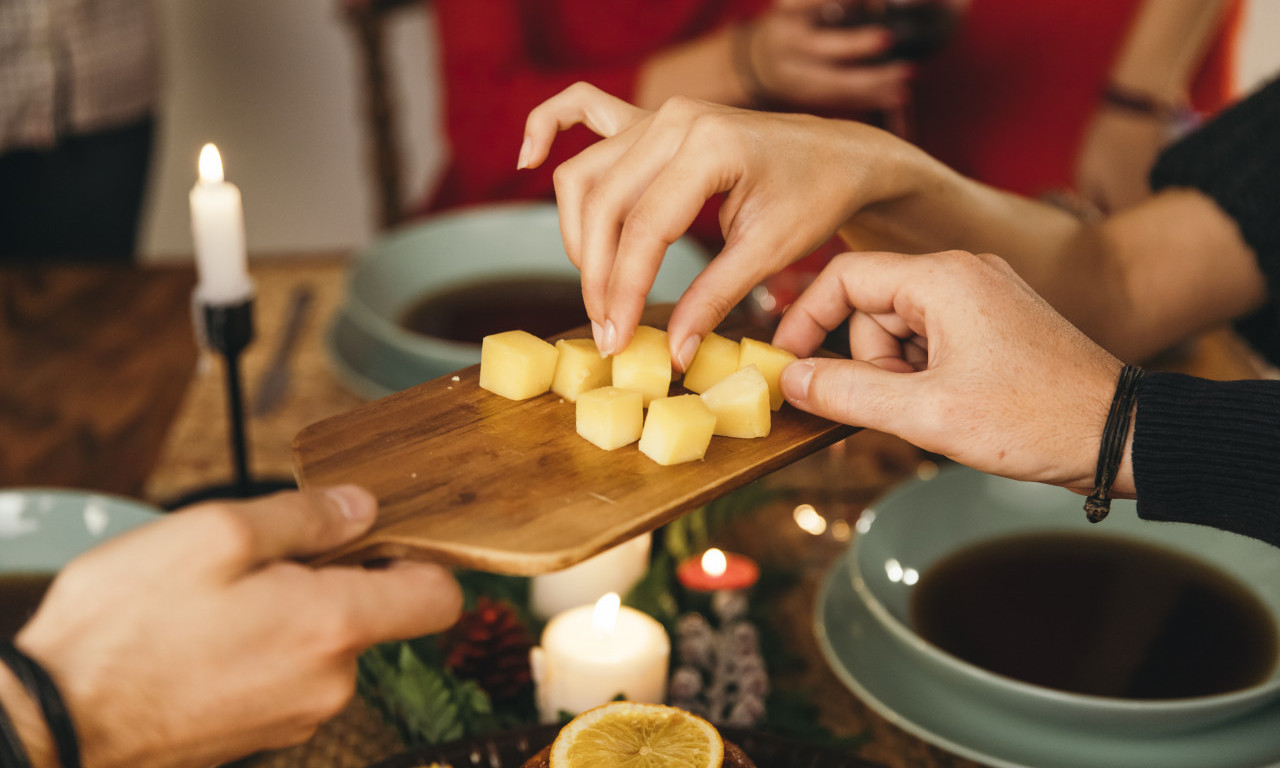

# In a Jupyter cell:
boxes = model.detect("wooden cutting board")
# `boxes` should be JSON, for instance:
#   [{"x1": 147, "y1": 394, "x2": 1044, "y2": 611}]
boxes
[{"x1": 294, "y1": 305, "x2": 855, "y2": 574}]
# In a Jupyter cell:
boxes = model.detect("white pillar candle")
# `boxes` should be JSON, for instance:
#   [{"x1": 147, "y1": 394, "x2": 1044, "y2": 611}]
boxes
[
  {"x1": 530, "y1": 592, "x2": 669, "y2": 723},
  {"x1": 531, "y1": 532, "x2": 652, "y2": 620},
  {"x1": 190, "y1": 143, "x2": 252, "y2": 305}
]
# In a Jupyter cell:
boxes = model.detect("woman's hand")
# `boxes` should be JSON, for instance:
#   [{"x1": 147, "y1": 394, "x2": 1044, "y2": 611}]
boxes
[
  {"x1": 521, "y1": 82, "x2": 927, "y2": 367},
  {"x1": 743, "y1": 0, "x2": 913, "y2": 111},
  {"x1": 14, "y1": 487, "x2": 463, "y2": 768},
  {"x1": 775, "y1": 250, "x2": 1128, "y2": 491}
]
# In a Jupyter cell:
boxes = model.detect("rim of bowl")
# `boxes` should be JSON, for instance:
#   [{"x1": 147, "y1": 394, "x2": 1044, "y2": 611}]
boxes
[{"x1": 848, "y1": 486, "x2": 1280, "y2": 714}]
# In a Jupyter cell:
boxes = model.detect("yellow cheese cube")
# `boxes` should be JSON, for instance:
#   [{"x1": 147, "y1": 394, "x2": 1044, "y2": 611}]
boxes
[
  {"x1": 551, "y1": 338, "x2": 611, "y2": 402},
  {"x1": 681, "y1": 332, "x2": 740, "y2": 394},
  {"x1": 700, "y1": 364, "x2": 771, "y2": 438},
  {"x1": 738, "y1": 337, "x2": 797, "y2": 411},
  {"x1": 479, "y1": 330, "x2": 559, "y2": 400},
  {"x1": 638, "y1": 394, "x2": 716, "y2": 466},
  {"x1": 576, "y1": 386, "x2": 644, "y2": 450},
  {"x1": 612, "y1": 325, "x2": 671, "y2": 406}
]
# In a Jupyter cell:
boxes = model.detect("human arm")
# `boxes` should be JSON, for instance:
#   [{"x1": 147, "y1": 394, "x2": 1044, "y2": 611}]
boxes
[
  {"x1": 2, "y1": 487, "x2": 462, "y2": 768},
  {"x1": 1074, "y1": 0, "x2": 1234, "y2": 212},
  {"x1": 520, "y1": 82, "x2": 1266, "y2": 366},
  {"x1": 434, "y1": 0, "x2": 907, "y2": 209},
  {"x1": 772, "y1": 250, "x2": 1280, "y2": 546}
]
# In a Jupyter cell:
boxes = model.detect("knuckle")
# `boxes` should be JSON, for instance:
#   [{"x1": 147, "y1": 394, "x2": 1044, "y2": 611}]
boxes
[{"x1": 189, "y1": 505, "x2": 257, "y2": 562}]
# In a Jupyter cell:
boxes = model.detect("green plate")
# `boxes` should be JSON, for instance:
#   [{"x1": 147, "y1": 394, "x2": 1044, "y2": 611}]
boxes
[
  {"x1": 816, "y1": 532, "x2": 1280, "y2": 768},
  {"x1": 0, "y1": 488, "x2": 161, "y2": 572}
]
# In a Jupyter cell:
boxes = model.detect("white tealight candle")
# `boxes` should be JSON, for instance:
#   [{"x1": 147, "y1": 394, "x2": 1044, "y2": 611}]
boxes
[
  {"x1": 531, "y1": 532, "x2": 652, "y2": 620},
  {"x1": 190, "y1": 143, "x2": 252, "y2": 305},
  {"x1": 529, "y1": 592, "x2": 669, "y2": 723}
]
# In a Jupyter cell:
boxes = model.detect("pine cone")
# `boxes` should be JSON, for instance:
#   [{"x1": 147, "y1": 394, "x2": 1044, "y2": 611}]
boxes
[{"x1": 438, "y1": 597, "x2": 534, "y2": 702}]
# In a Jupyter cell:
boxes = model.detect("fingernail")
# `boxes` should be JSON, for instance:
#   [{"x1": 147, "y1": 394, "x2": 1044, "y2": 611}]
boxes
[
  {"x1": 516, "y1": 136, "x2": 532, "y2": 170},
  {"x1": 601, "y1": 319, "x2": 617, "y2": 356},
  {"x1": 326, "y1": 485, "x2": 375, "y2": 522},
  {"x1": 676, "y1": 334, "x2": 701, "y2": 372},
  {"x1": 781, "y1": 360, "x2": 815, "y2": 402},
  {"x1": 592, "y1": 321, "x2": 606, "y2": 357}
]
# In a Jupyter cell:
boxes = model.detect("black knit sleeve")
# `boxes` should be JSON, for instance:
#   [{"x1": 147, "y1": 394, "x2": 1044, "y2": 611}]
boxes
[
  {"x1": 1150, "y1": 76, "x2": 1280, "y2": 364},
  {"x1": 1132, "y1": 372, "x2": 1280, "y2": 547}
]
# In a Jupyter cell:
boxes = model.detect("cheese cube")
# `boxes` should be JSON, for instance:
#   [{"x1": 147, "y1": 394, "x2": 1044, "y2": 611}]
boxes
[
  {"x1": 612, "y1": 325, "x2": 671, "y2": 406},
  {"x1": 681, "y1": 332, "x2": 740, "y2": 394},
  {"x1": 551, "y1": 338, "x2": 611, "y2": 402},
  {"x1": 479, "y1": 330, "x2": 559, "y2": 400},
  {"x1": 700, "y1": 364, "x2": 771, "y2": 438},
  {"x1": 738, "y1": 337, "x2": 797, "y2": 411},
  {"x1": 638, "y1": 394, "x2": 716, "y2": 466},
  {"x1": 576, "y1": 386, "x2": 644, "y2": 450}
]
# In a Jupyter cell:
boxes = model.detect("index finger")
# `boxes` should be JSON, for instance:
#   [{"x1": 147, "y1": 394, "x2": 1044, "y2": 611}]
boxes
[
  {"x1": 313, "y1": 561, "x2": 463, "y2": 647},
  {"x1": 520, "y1": 82, "x2": 648, "y2": 171},
  {"x1": 774, "y1": 251, "x2": 923, "y2": 355}
]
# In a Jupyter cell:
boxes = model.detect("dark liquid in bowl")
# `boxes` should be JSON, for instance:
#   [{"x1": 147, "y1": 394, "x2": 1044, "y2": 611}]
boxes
[
  {"x1": 399, "y1": 276, "x2": 589, "y2": 345},
  {"x1": 0, "y1": 573, "x2": 53, "y2": 638},
  {"x1": 910, "y1": 533, "x2": 1279, "y2": 699}
]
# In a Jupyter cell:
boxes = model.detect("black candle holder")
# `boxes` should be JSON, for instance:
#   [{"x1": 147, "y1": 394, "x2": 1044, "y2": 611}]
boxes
[{"x1": 164, "y1": 295, "x2": 295, "y2": 509}]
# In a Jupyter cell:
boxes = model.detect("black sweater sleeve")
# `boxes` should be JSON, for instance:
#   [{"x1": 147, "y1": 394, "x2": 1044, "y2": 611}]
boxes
[
  {"x1": 1150, "y1": 76, "x2": 1280, "y2": 364},
  {"x1": 1130, "y1": 80, "x2": 1280, "y2": 547},
  {"x1": 1133, "y1": 373, "x2": 1280, "y2": 546}
]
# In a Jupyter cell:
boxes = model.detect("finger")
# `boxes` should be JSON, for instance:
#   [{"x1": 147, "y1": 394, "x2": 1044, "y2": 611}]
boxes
[
  {"x1": 795, "y1": 25, "x2": 895, "y2": 61},
  {"x1": 315, "y1": 561, "x2": 463, "y2": 647},
  {"x1": 582, "y1": 98, "x2": 725, "y2": 353},
  {"x1": 847, "y1": 310, "x2": 919, "y2": 372},
  {"x1": 780, "y1": 356, "x2": 929, "y2": 437},
  {"x1": 520, "y1": 82, "x2": 648, "y2": 170},
  {"x1": 187, "y1": 486, "x2": 379, "y2": 572},
  {"x1": 774, "y1": 252, "x2": 909, "y2": 351}
]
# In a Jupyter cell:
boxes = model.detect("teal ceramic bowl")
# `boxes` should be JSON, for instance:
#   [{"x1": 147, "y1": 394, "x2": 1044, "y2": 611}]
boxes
[
  {"x1": 849, "y1": 465, "x2": 1280, "y2": 736},
  {"x1": 328, "y1": 202, "x2": 709, "y2": 399},
  {"x1": 1, "y1": 488, "x2": 162, "y2": 634}
]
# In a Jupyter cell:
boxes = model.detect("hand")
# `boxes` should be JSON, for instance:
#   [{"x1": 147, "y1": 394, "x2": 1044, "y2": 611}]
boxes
[
  {"x1": 14, "y1": 487, "x2": 463, "y2": 768},
  {"x1": 521, "y1": 82, "x2": 928, "y2": 367},
  {"x1": 1073, "y1": 108, "x2": 1167, "y2": 214},
  {"x1": 774, "y1": 250, "x2": 1127, "y2": 491},
  {"x1": 742, "y1": 0, "x2": 913, "y2": 111}
]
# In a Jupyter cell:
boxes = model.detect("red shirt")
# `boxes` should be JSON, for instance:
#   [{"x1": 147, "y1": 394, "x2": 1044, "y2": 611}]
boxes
[{"x1": 423, "y1": 0, "x2": 1239, "y2": 224}]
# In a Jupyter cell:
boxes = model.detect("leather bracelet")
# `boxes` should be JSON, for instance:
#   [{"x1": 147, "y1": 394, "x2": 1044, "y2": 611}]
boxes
[
  {"x1": 1101, "y1": 82, "x2": 1199, "y2": 133},
  {"x1": 0, "y1": 642, "x2": 80, "y2": 768},
  {"x1": 1084, "y1": 364, "x2": 1145, "y2": 523},
  {"x1": 0, "y1": 697, "x2": 33, "y2": 768}
]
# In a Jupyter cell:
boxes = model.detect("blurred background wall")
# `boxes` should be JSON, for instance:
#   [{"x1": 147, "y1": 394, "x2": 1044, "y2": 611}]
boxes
[{"x1": 139, "y1": 0, "x2": 1280, "y2": 261}]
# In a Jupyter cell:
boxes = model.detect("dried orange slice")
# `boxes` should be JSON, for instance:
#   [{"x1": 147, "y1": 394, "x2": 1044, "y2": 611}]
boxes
[{"x1": 549, "y1": 702, "x2": 724, "y2": 768}]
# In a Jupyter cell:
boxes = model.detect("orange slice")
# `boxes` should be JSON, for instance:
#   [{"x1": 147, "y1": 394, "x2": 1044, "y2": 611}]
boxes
[{"x1": 549, "y1": 702, "x2": 724, "y2": 768}]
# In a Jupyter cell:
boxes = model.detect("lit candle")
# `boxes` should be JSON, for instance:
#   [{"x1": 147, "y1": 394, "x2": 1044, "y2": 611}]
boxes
[
  {"x1": 676, "y1": 548, "x2": 760, "y2": 593},
  {"x1": 531, "y1": 532, "x2": 652, "y2": 620},
  {"x1": 190, "y1": 143, "x2": 252, "y2": 305},
  {"x1": 529, "y1": 592, "x2": 669, "y2": 723}
]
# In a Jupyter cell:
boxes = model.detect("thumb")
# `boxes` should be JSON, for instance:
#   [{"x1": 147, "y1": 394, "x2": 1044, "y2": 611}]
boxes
[{"x1": 781, "y1": 357, "x2": 923, "y2": 436}]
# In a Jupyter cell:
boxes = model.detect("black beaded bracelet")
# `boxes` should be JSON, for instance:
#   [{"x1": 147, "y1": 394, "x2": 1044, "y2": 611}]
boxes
[
  {"x1": 0, "y1": 642, "x2": 80, "y2": 768},
  {"x1": 1084, "y1": 364, "x2": 1145, "y2": 524},
  {"x1": 0, "y1": 697, "x2": 33, "y2": 768}
]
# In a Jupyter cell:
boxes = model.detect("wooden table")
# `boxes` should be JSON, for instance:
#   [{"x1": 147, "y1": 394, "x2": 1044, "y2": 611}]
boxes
[{"x1": 2, "y1": 257, "x2": 1271, "y2": 768}]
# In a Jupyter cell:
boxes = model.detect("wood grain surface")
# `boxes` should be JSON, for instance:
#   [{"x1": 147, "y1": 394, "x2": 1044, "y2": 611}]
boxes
[
  {"x1": 0, "y1": 265, "x2": 198, "y2": 497},
  {"x1": 294, "y1": 306, "x2": 855, "y2": 573}
]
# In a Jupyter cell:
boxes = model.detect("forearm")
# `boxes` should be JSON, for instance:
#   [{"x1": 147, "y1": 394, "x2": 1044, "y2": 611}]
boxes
[
  {"x1": 634, "y1": 26, "x2": 752, "y2": 110},
  {"x1": 0, "y1": 662, "x2": 55, "y2": 768},
  {"x1": 1108, "y1": 0, "x2": 1232, "y2": 102},
  {"x1": 840, "y1": 150, "x2": 1264, "y2": 361}
]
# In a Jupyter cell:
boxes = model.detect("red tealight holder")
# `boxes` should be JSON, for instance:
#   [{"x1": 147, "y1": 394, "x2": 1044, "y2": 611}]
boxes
[{"x1": 676, "y1": 548, "x2": 760, "y2": 592}]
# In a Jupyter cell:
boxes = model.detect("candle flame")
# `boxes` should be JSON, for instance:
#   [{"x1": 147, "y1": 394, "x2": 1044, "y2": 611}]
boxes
[
  {"x1": 701, "y1": 548, "x2": 727, "y2": 578},
  {"x1": 198, "y1": 143, "x2": 224, "y2": 183},
  {"x1": 592, "y1": 592, "x2": 621, "y2": 634}
]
